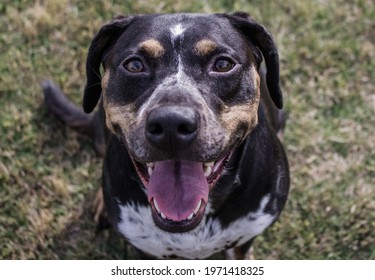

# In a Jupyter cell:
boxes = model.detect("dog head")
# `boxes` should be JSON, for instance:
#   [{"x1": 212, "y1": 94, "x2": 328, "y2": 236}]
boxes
[{"x1": 83, "y1": 13, "x2": 282, "y2": 232}]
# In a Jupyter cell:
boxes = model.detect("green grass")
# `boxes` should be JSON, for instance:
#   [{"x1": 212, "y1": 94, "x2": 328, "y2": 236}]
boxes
[{"x1": 0, "y1": 0, "x2": 374, "y2": 259}]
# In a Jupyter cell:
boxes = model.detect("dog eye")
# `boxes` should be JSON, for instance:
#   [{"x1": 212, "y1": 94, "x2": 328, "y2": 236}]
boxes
[
  {"x1": 124, "y1": 59, "x2": 145, "y2": 73},
  {"x1": 213, "y1": 58, "x2": 235, "y2": 72}
]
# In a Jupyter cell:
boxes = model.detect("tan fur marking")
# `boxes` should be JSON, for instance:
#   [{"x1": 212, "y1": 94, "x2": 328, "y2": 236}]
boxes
[
  {"x1": 220, "y1": 66, "x2": 260, "y2": 141},
  {"x1": 101, "y1": 71, "x2": 110, "y2": 96},
  {"x1": 92, "y1": 188, "x2": 105, "y2": 224},
  {"x1": 195, "y1": 39, "x2": 217, "y2": 56},
  {"x1": 101, "y1": 71, "x2": 114, "y2": 133},
  {"x1": 139, "y1": 39, "x2": 165, "y2": 58},
  {"x1": 101, "y1": 71, "x2": 137, "y2": 134},
  {"x1": 104, "y1": 103, "x2": 137, "y2": 135}
]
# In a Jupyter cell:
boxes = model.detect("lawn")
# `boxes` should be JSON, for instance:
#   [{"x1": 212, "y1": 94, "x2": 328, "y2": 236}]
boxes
[{"x1": 0, "y1": 0, "x2": 374, "y2": 259}]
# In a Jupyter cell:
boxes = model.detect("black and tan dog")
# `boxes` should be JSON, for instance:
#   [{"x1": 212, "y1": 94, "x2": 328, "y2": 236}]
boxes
[{"x1": 43, "y1": 12, "x2": 289, "y2": 259}]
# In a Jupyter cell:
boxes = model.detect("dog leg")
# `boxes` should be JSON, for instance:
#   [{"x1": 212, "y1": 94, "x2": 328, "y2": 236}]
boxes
[{"x1": 225, "y1": 238, "x2": 255, "y2": 260}]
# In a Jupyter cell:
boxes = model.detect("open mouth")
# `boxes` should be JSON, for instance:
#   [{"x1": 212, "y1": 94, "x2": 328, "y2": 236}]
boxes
[{"x1": 132, "y1": 152, "x2": 232, "y2": 233}]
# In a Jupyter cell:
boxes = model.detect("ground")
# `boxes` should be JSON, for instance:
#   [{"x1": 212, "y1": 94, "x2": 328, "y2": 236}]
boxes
[{"x1": 0, "y1": 0, "x2": 374, "y2": 259}]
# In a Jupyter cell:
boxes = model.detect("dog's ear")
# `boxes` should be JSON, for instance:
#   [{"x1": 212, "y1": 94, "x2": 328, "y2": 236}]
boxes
[
  {"x1": 83, "y1": 16, "x2": 134, "y2": 113},
  {"x1": 225, "y1": 12, "x2": 283, "y2": 109}
]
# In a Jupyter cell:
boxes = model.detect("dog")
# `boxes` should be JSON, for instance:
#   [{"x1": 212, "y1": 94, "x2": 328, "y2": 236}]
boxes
[{"x1": 43, "y1": 12, "x2": 289, "y2": 259}]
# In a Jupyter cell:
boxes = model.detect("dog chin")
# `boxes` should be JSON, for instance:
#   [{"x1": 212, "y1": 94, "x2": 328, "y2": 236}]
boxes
[{"x1": 131, "y1": 151, "x2": 233, "y2": 233}]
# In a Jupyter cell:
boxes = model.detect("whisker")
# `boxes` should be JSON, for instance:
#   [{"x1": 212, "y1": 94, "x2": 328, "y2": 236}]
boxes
[
  {"x1": 88, "y1": 63, "x2": 102, "y2": 80},
  {"x1": 85, "y1": 82, "x2": 102, "y2": 89}
]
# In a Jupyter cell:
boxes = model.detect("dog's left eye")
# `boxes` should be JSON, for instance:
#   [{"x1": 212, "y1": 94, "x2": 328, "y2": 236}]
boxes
[
  {"x1": 124, "y1": 59, "x2": 145, "y2": 73},
  {"x1": 213, "y1": 58, "x2": 235, "y2": 72}
]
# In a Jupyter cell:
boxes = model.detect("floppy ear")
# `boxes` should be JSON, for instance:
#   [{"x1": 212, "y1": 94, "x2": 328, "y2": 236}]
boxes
[
  {"x1": 83, "y1": 16, "x2": 134, "y2": 113},
  {"x1": 225, "y1": 12, "x2": 283, "y2": 109}
]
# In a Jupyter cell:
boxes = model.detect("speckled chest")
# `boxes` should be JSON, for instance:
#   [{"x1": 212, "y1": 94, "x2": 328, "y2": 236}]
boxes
[{"x1": 116, "y1": 195, "x2": 274, "y2": 259}]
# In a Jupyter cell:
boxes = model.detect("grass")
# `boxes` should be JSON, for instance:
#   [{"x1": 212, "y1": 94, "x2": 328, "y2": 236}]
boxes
[{"x1": 0, "y1": 0, "x2": 374, "y2": 260}]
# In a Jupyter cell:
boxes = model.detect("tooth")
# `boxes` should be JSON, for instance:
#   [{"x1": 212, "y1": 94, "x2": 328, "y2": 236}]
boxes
[
  {"x1": 193, "y1": 200, "x2": 202, "y2": 215},
  {"x1": 146, "y1": 162, "x2": 155, "y2": 176},
  {"x1": 153, "y1": 199, "x2": 161, "y2": 214},
  {"x1": 160, "y1": 212, "x2": 167, "y2": 219},
  {"x1": 154, "y1": 199, "x2": 167, "y2": 219},
  {"x1": 187, "y1": 212, "x2": 194, "y2": 220},
  {"x1": 204, "y1": 165, "x2": 212, "y2": 177},
  {"x1": 146, "y1": 163, "x2": 154, "y2": 176},
  {"x1": 148, "y1": 166, "x2": 153, "y2": 176},
  {"x1": 203, "y1": 162, "x2": 214, "y2": 177}
]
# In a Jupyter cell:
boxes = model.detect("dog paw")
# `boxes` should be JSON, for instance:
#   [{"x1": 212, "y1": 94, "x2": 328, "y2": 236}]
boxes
[{"x1": 91, "y1": 188, "x2": 109, "y2": 229}]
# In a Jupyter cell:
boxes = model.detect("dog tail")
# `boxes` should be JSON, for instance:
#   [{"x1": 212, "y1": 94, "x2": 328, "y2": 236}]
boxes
[
  {"x1": 43, "y1": 80, "x2": 93, "y2": 133},
  {"x1": 42, "y1": 80, "x2": 106, "y2": 156}
]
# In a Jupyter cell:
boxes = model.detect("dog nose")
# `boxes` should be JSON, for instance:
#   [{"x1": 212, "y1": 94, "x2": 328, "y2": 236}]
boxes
[{"x1": 145, "y1": 106, "x2": 199, "y2": 151}]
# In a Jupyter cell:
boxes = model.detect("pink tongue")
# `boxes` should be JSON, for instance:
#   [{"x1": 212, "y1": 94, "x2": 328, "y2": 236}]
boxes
[{"x1": 147, "y1": 160, "x2": 208, "y2": 221}]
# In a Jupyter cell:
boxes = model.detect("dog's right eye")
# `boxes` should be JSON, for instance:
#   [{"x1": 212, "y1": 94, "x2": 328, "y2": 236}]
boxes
[
  {"x1": 123, "y1": 59, "x2": 145, "y2": 73},
  {"x1": 213, "y1": 58, "x2": 235, "y2": 73}
]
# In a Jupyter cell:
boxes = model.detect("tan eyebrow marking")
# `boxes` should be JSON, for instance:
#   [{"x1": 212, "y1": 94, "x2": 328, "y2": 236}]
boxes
[
  {"x1": 195, "y1": 39, "x2": 217, "y2": 56},
  {"x1": 139, "y1": 39, "x2": 165, "y2": 58}
]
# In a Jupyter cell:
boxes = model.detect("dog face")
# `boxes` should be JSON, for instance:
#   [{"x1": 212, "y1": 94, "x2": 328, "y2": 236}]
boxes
[{"x1": 83, "y1": 13, "x2": 282, "y2": 233}]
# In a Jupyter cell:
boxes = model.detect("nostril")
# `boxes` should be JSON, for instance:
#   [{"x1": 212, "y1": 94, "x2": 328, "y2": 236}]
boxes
[
  {"x1": 147, "y1": 123, "x2": 163, "y2": 135},
  {"x1": 177, "y1": 123, "x2": 197, "y2": 135}
]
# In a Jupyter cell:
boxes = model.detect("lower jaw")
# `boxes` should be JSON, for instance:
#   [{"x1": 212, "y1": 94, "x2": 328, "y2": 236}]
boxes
[{"x1": 151, "y1": 205, "x2": 206, "y2": 233}]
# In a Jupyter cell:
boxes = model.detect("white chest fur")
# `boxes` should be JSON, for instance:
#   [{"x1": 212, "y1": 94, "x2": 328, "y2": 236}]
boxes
[{"x1": 117, "y1": 195, "x2": 274, "y2": 259}]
